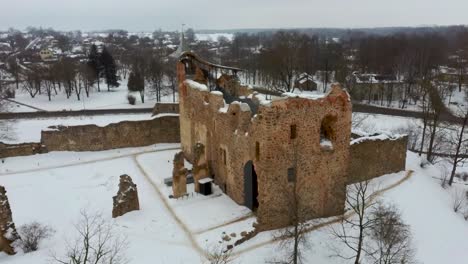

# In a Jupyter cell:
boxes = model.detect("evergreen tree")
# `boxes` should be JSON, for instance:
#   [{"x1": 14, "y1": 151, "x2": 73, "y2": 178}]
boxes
[
  {"x1": 127, "y1": 72, "x2": 136, "y2": 92},
  {"x1": 100, "y1": 46, "x2": 119, "y2": 91},
  {"x1": 87, "y1": 44, "x2": 102, "y2": 92},
  {"x1": 127, "y1": 71, "x2": 144, "y2": 103}
]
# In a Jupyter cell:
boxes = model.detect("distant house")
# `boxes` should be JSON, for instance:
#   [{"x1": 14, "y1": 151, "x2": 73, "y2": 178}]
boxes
[
  {"x1": 349, "y1": 72, "x2": 404, "y2": 103},
  {"x1": 295, "y1": 73, "x2": 318, "y2": 91},
  {"x1": 39, "y1": 48, "x2": 54, "y2": 61}
]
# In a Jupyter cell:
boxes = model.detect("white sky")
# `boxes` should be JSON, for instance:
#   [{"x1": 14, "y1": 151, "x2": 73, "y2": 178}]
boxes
[{"x1": 0, "y1": 0, "x2": 467, "y2": 31}]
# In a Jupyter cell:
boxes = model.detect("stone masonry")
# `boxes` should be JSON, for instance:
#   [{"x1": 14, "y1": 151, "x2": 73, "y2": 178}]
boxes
[
  {"x1": 112, "y1": 175, "x2": 140, "y2": 218},
  {"x1": 172, "y1": 151, "x2": 188, "y2": 198},
  {"x1": 0, "y1": 186, "x2": 20, "y2": 255},
  {"x1": 349, "y1": 134, "x2": 408, "y2": 184},
  {"x1": 175, "y1": 52, "x2": 406, "y2": 231},
  {"x1": 42, "y1": 115, "x2": 179, "y2": 152},
  {"x1": 192, "y1": 143, "x2": 209, "y2": 192},
  {"x1": 177, "y1": 52, "x2": 353, "y2": 230}
]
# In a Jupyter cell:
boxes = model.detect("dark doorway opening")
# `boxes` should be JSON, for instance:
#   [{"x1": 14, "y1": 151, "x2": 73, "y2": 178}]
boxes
[{"x1": 244, "y1": 160, "x2": 259, "y2": 211}]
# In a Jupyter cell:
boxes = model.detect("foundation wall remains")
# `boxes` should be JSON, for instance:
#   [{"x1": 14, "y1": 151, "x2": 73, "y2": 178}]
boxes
[
  {"x1": 349, "y1": 135, "x2": 407, "y2": 183},
  {"x1": 0, "y1": 142, "x2": 44, "y2": 159},
  {"x1": 152, "y1": 103, "x2": 180, "y2": 116},
  {"x1": 41, "y1": 115, "x2": 180, "y2": 152}
]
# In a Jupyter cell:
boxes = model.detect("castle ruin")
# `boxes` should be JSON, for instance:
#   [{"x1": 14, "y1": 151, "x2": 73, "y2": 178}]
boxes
[{"x1": 176, "y1": 52, "x2": 407, "y2": 230}]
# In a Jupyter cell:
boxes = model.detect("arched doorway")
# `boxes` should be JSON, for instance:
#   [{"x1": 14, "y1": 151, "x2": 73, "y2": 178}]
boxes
[{"x1": 244, "y1": 161, "x2": 259, "y2": 211}]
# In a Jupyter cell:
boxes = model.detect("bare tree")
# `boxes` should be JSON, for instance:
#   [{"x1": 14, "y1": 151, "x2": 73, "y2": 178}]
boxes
[
  {"x1": 52, "y1": 210, "x2": 128, "y2": 264},
  {"x1": 330, "y1": 180, "x2": 376, "y2": 264},
  {"x1": 204, "y1": 244, "x2": 235, "y2": 264},
  {"x1": 78, "y1": 63, "x2": 96, "y2": 98},
  {"x1": 447, "y1": 106, "x2": 468, "y2": 186},
  {"x1": 365, "y1": 203, "x2": 416, "y2": 264},
  {"x1": 6, "y1": 57, "x2": 21, "y2": 90},
  {"x1": 22, "y1": 67, "x2": 42, "y2": 98},
  {"x1": 452, "y1": 190, "x2": 466, "y2": 213},
  {"x1": 16, "y1": 222, "x2": 55, "y2": 253},
  {"x1": 42, "y1": 67, "x2": 55, "y2": 101},
  {"x1": 148, "y1": 56, "x2": 164, "y2": 102},
  {"x1": 425, "y1": 80, "x2": 447, "y2": 163}
]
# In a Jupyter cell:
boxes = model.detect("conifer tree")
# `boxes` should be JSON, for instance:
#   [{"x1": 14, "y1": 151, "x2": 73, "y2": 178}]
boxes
[
  {"x1": 127, "y1": 71, "x2": 144, "y2": 103},
  {"x1": 100, "y1": 46, "x2": 119, "y2": 91},
  {"x1": 87, "y1": 44, "x2": 102, "y2": 92}
]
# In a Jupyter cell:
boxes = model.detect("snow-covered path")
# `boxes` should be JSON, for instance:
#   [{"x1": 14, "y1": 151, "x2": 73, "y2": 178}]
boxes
[
  {"x1": 132, "y1": 154, "x2": 207, "y2": 257},
  {"x1": 1, "y1": 147, "x2": 467, "y2": 263}
]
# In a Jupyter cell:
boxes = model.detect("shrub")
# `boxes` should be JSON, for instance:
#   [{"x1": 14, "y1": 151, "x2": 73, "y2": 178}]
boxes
[
  {"x1": 452, "y1": 190, "x2": 465, "y2": 213},
  {"x1": 17, "y1": 222, "x2": 54, "y2": 253},
  {"x1": 127, "y1": 94, "x2": 136, "y2": 105}
]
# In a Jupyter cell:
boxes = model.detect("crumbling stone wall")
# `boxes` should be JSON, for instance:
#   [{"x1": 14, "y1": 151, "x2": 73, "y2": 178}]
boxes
[
  {"x1": 0, "y1": 186, "x2": 20, "y2": 255},
  {"x1": 349, "y1": 135, "x2": 407, "y2": 183},
  {"x1": 152, "y1": 103, "x2": 179, "y2": 116},
  {"x1": 178, "y1": 58, "x2": 353, "y2": 230},
  {"x1": 0, "y1": 142, "x2": 44, "y2": 159},
  {"x1": 172, "y1": 151, "x2": 188, "y2": 198},
  {"x1": 112, "y1": 175, "x2": 140, "y2": 218},
  {"x1": 192, "y1": 143, "x2": 209, "y2": 192},
  {"x1": 41, "y1": 115, "x2": 180, "y2": 152},
  {"x1": 250, "y1": 86, "x2": 352, "y2": 230}
]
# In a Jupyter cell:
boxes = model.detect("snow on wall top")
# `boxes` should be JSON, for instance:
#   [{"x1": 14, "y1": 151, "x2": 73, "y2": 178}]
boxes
[
  {"x1": 351, "y1": 130, "x2": 406, "y2": 145},
  {"x1": 231, "y1": 101, "x2": 251, "y2": 112},
  {"x1": 185, "y1": 80, "x2": 209, "y2": 92},
  {"x1": 281, "y1": 92, "x2": 326, "y2": 100}
]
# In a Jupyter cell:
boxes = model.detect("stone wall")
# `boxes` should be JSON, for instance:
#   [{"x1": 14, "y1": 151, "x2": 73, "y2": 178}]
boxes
[
  {"x1": 0, "y1": 142, "x2": 44, "y2": 159},
  {"x1": 112, "y1": 175, "x2": 140, "y2": 218},
  {"x1": 178, "y1": 60, "x2": 353, "y2": 231},
  {"x1": 41, "y1": 115, "x2": 180, "y2": 152},
  {"x1": 349, "y1": 135, "x2": 407, "y2": 184},
  {"x1": 152, "y1": 103, "x2": 179, "y2": 116},
  {"x1": 0, "y1": 186, "x2": 20, "y2": 255}
]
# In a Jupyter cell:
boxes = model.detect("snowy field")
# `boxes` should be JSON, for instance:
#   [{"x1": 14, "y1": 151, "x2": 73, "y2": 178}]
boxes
[
  {"x1": 0, "y1": 143, "x2": 467, "y2": 264},
  {"x1": 353, "y1": 113, "x2": 419, "y2": 133},
  {"x1": 5, "y1": 78, "x2": 178, "y2": 113},
  {"x1": 0, "y1": 114, "x2": 153, "y2": 144}
]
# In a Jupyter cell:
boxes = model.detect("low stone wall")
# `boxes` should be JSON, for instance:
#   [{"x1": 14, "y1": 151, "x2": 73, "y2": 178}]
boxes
[
  {"x1": 348, "y1": 134, "x2": 407, "y2": 184},
  {"x1": 41, "y1": 115, "x2": 180, "y2": 152},
  {"x1": 0, "y1": 142, "x2": 44, "y2": 159},
  {"x1": 152, "y1": 103, "x2": 179, "y2": 116}
]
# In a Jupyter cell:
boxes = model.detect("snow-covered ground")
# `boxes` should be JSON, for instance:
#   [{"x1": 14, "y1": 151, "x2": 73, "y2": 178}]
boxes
[
  {"x1": 5, "y1": 78, "x2": 178, "y2": 113},
  {"x1": 353, "y1": 113, "x2": 419, "y2": 133},
  {"x1": 446, "y1": 87, "x2": 467, "y2": 116},
  {"x1": 0, "y1": 114, "x2": 153, "y2": 144},
  {"x1": 0, "y1": 143, "x2": 467, "y2": 264}
]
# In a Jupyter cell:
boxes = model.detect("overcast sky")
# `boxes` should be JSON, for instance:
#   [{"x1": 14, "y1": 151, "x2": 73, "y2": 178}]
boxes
[{"x1": 1, "y1": 0, "x2": 467, "y2": 32}]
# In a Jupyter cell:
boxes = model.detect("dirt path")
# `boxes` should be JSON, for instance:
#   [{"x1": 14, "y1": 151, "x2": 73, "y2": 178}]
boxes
[{"x1": 233, "y1": 170, "x2": 415, "y2": 256}]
